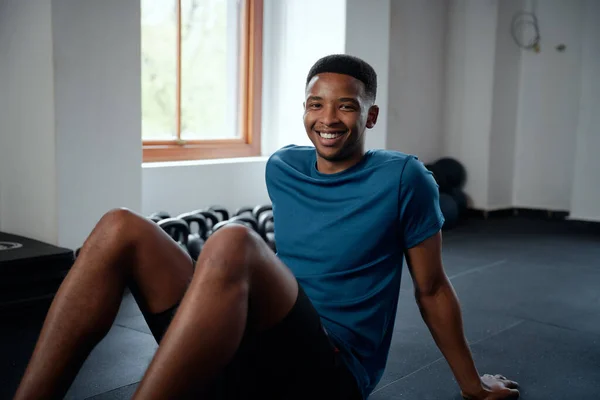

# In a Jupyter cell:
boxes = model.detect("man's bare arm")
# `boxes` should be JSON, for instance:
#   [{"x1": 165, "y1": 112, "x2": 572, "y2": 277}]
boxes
[{"x1": 404, "y1": 231, "x2": 519, "y2": 399}]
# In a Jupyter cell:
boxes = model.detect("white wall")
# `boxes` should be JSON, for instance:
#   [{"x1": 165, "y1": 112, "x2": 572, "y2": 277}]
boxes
[
  {"x1": 345, "y1": 0, "x2": 390, "y2": 152},
  {"x1": 0, "y1": 0, "x2": 5, "y2": 230},
  {"x1": 52, "y1": 0, "x2": 142, "y2": 249},
  {"x1": 262, "y1": 0, "x2": 347, "y2": 154},
  {"x1": 440, "y1": 0, "x2": 594, "y2": 217},
  {"x1": 569, "y1": 0, "x2": 600, "y2": 222},
  {"x1": 0, "y1": 0, "x2": 58, "y2": 243},
  {"x1": 443, "y1": 0, "x2": 499, "y2": 209},
  {"x1": 513, "y1": 0, "x2": 584, "y2": 211},
  {"x1": 0, "y1": 0, "x2": 142, "y2": 249},
  {"x1": 487, "y1": 0, "x2": 522, "y2": 210},
  {"x1": 386, "y1": 0, "x2": 447, "y2": 163},
  {"x1": 142, "y1": 158, "x2": 270, "y2": 217}
]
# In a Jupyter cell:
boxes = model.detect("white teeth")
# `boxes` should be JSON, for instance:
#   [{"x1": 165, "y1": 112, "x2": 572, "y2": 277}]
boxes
[{"x1": 319, "y1": 131, "x2": 345, "y2": 139}]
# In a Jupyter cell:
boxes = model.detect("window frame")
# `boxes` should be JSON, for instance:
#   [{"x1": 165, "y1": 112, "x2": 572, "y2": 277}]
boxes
[{"x1": 142, "y1": 0, "x2": 263, "y2": 163}]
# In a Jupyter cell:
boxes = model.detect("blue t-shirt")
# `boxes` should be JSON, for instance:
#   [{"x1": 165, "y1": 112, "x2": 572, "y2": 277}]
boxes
[{"x1": 265, "y1": 145, "x2": 444, "y2": 398}]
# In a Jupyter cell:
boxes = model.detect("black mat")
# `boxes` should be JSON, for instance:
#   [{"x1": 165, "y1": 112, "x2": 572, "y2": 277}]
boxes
[
  {"x1": 370, "y1": 320, "x2": 600, "y2": 400},
  {"x1": 63, "y1": 325, "x2": 157, "y2": 400},
  {"x1": 1, "y1": 217, "x2": 598, "y2": 399},
  {"x1": 86, "y1": 383, "x2": 139, "y2": 400},
  {"x1": 0, "y1": 311, "x2": 48, "y2": 400}
]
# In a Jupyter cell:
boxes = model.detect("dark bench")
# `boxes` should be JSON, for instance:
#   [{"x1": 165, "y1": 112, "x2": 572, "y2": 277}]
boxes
[{"x1": 0, "y1": 232, "x2": 74, "y2": 317}]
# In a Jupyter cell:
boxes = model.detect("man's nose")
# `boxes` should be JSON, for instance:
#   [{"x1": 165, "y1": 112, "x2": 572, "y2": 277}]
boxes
[{"x1": 319, "y1": 105, "x2": 340, "y2": 126}]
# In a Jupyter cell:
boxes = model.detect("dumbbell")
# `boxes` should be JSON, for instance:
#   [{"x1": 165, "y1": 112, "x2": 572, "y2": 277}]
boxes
[
  {"x1": 187, "y1": 209, "x2": 220, "y2": 231},
  {"x1": 258, "y1": 210, "x2": 276, "y2": 252},
  {"x1": 211, "y1": 215, "x2": 259, "y2": 236},
  {"x1": 233, "y1": 204, "x2": 272, "y2": 227},
  {"x1": 176, "y1": 212, "x2": 209, "y2": 261},
  {"x1": 230, "y1": 215, "x2": 259, "y2": 232},
  {"x1": 157, "y1": 217, "x2": 190, "y2": 252},
  {"x1": 257, "y1": 210, "x2": 273, "y2": 240},
  {"x1": 148, "y1": 211, "x2": 170, "y2": 223},
  {"x1": 208, "y1": 205, "x2": 229, "y2": 222},
  {"x1": 232, "y1": 206, "x2": 261, "y2": 230},
  {"x1": 234, "y1": 206, "x2": 254, "y2": 217},
  {"x1": 252, "y1": 204, "x2": 272, "y2": 221}
]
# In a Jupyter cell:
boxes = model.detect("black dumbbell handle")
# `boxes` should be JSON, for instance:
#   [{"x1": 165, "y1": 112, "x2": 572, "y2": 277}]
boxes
[
  {"x1": 208, "y1": 206, "x2": 230, "y2": 222},
  {"x1": 211, "y1": 215, "x2": 258, "y2": 235},
  {"x1": 229, "y1": 215, "x2": 258, "y2": 232},
  {"x1": 234, "y1": 206, "x2": 254, "y2": 217},
  {"x1": 189, "y1": 210, "x2": 220, "y2": 229},
  {"x1": 177, "y1": 212, "x2": 209, "y2": 240},
  {"x1": 157, "y1": 218, "x2": 190, "y2": 245},
  {"x1": 258, "y1": 211, "x2": 273, "y2": 240},
  {"x1": 252, "y1": 204, "x2": 273, "y2": 220}
]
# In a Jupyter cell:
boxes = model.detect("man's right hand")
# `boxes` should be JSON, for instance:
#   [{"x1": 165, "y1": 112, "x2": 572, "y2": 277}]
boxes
[{"x1": 461, "y1": 374, "x2": 520, "y2": 400}]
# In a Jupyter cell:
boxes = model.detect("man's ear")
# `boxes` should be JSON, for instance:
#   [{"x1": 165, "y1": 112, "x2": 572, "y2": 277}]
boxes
[{"x1": 366, "y1": 105, "x2": 379, "y2": 129}]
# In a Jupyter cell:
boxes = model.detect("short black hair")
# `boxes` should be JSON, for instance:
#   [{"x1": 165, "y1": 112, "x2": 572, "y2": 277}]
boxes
[{"x1": 306, "y1": 54, "x2": 377, "y2": 101}]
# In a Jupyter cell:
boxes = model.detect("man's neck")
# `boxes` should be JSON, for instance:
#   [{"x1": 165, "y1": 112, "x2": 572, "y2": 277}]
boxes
[{"x1": 316, "y1": 151, "x2": 366, "y2": 175}]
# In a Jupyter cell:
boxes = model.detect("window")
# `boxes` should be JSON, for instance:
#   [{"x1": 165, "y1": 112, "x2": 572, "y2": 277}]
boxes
[{"x1": 141, "y1": 0, "x2": 263, "y2": 162}]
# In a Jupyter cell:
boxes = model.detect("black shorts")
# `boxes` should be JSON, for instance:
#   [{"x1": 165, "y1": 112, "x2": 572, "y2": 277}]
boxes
[{"x1": 144, "y1": 284, "x2": 363, "y2": 400}]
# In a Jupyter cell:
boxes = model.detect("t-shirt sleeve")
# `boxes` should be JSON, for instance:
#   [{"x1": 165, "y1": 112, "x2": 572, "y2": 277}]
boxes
[
  {"x1": 265, "y1": 154, "x2": 275, "y2": 203},
  {"x1": 264, "y1": 146, "x2": 291, "y2": 207},
  {"x1": 398, "y1": 156, "x2": 445, "y2": 249}
]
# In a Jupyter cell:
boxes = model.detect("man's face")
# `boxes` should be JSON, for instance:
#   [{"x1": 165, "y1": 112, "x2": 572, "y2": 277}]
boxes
[{"x1": 303, "y1": 72, "x2": 378, "y2": 164}]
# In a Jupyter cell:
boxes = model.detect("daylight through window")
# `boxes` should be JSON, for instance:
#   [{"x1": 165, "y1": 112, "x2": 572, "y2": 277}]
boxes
[{"x1": 141, "y1": 0, "x2": 263, "y2": 162}]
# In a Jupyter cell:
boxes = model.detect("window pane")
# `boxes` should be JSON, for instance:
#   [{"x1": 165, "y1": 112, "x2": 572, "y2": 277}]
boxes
[
  {"x1": 180, "y1": 0, "x2": 241, "y2": 141},
  {"x1": 141, "y1": 0, "x2": 178, "y2": 141}
]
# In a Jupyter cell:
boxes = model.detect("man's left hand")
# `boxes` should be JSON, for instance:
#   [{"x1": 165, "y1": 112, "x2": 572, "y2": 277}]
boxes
[{"x1": 461, "y1": 374, "x2": 520, "y2": 399}]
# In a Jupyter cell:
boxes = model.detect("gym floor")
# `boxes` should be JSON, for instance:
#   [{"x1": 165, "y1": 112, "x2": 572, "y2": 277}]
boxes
[{"x1": 2, "y1": 215, "x2": 599, "y2": 399}]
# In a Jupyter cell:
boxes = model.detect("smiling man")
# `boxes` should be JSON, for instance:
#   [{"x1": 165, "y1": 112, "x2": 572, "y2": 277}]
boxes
[
  {"x1": 264, "y1": 54, "x2": 521, "y2": 399},
  {"x1": 14, "y1": 54, "x2": 519, "y2": 400},
  {"x1": 302, "y1": 58, "x2": 379, "y2": 173}
]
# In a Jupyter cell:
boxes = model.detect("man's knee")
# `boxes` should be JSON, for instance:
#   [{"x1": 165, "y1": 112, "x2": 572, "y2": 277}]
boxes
[
  {"x1": 93, "y1": 208, "x2": 143, "y2": 247},
  {"x1": 195, "y1": 224, "x2": 261, "y2": 280},
  {"x1": 201, "y1": 223, "x2": 259, "y2": 260}
]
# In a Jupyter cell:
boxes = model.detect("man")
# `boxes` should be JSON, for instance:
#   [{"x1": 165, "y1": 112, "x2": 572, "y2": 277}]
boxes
[{"x1": 14, "y1": 54, "x2": 519, "y2": 400}]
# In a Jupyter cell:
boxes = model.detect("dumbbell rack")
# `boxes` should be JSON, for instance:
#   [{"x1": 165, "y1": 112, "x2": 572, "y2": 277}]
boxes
[{"x1": 147, "y1": 204, "x2": 276, "y2": 261}]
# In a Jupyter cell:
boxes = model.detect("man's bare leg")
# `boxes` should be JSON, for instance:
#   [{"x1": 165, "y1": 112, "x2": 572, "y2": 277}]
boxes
[
  {"x1": 132, "y1": 224, "x2": 299, "y2": 399},
  {"x1": 13, "y1": 209, "x2": 194, "y2": 400}
]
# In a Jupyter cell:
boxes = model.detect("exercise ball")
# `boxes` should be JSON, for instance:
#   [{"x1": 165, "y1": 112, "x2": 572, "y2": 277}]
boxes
[
  {"x1": 450, "y1": 187, "x2": 468, "y2": 216},
  {"x1": 434, "y1": 158, "x2": 467, "y2": 189},
  {"x1": 439, "y1": 193, "x2": 459, "y2": 230},
  {"x1": 426, "y1": 163, "x2": 451, "y2": 193}
]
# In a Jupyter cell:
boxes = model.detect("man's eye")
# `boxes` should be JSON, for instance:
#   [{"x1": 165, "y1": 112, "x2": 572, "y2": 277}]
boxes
[
  {"x1": 309, "y1": 103, "x2": 321, "y2": 109},
  {"x1": 341, "y1": 104, "x2": 356, "y2": 110}
]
